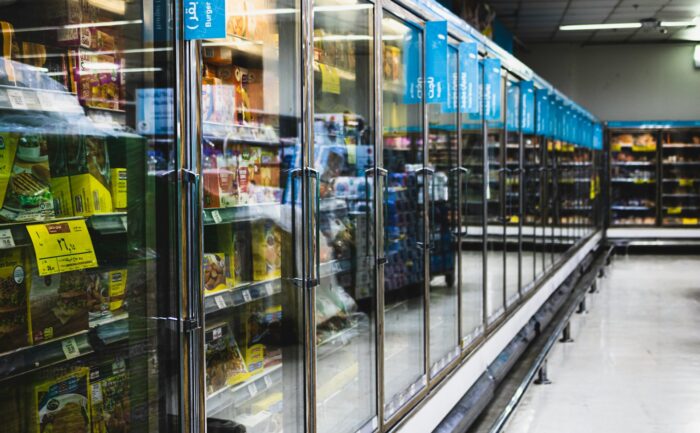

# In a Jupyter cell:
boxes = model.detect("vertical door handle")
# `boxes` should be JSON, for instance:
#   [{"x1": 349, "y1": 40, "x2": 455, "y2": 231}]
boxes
[{"x1": 305, "y1": 167, "x2": 321, "y2": 288}]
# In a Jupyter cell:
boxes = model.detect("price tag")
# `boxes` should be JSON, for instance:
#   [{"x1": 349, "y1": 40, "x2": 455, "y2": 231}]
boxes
[
  {"x1": 36, "y1": 91, "x2": 55, "y2": 111},
  {"x1": 214, "y1": 295, "x2": 227, "y2": 310},
  {"x1": 264, "y1": 283, "x2": 274, "y2": 296},
  {"x1": 247, "y1": 382, "x2": 258, "y2": 397},
  {"x1": 6, "y1": 89, "x2": 27, "y2": 110},
  {"x1": 679, "y1": 179, "x2": 694, "y2": 187},
  {"x1": 633, "y1": 178, "x2": 649, "y2": 185},
  {"x1": 91, "y1": 383, "x2": 103, "y2": 403},
  {"x1": 61, "y1": 337, "x2": 80, "y2": 359},
  {"x1": 241, "y1": 289, "x2": 252, "y2": 303},
  {"x1": 264, "y1": 375, "x2": 273, "y2": 388},
  {"x1": 27, "y1": 220, "x2": 98, "y2": 276},
  {"x1": 668, "y1": 207, "x2": 682, "y2": 215},
  {"x1": 211, "y1": 210, "x2": 222, "y2": 224},
  {"x1": 682, "y1": 218, "x2": 698, "y2": 225},
  {"x1": 0, "y1": 229, "x2": 15, "y2": 249}
]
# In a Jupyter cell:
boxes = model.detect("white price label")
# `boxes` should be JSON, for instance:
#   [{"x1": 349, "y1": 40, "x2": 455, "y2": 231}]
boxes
[
  {"x1": 211, "y1": 210, "x2": 222, "y2": 224},
  {"x1": 91, "y1": 384, "x2": 103, "y2": 403},
  {"x1": 0, "y1": 229, "x2": 15, "y2": 249},
  {"x1": 264, "y1": 375, "x2": 273, "y2": 388},
  {"x1": 214, "y1": 295, "x2": 227, "y2": 310},
  {"x1": 247, "y1": 382, "x2": 258, "y2": 397},
  {"x1": 61, "y1": 337, "x2": 80, "y2": 359},
  {"x1": 265, "y1": 283, "x2": 274, "y2": 296},
  {"x1": 212, "y1": 326, "x2": 223, "y2": 340},
  {"x1": 6, "y1": 89, "x2": 27, "y2": 110},
  {"x1": 241, "y1": 290, "x2": 252, "y2": 303},
  {"x1": 37, "y1": 91, "x2": 55, "y2": 111}
]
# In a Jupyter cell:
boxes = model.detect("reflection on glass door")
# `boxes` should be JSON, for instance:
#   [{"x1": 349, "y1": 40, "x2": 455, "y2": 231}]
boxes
[
  {"x1": 0, "y1": 0, "x2": 181, "y2": 431},
  {"x1": 504, "y1": 78, "x2": 520, "y2": 307},
  {"x1": 428, "y1": 45, "x2": 459, "y2": 378},
  {"x1": 199, "y1": 1, "x2": 304, "y2": 432},
  {"x1": 313, "y1": 1, "x2": 377, "y2": 432},
  {"x1": 461, "y1": 79, "x2": 484, "y2": 346},
  {"x1": 485, "y1": 73, "x2": 506, "y2": 323},
  {"x1": 381, "y1": 13, "x2": 426, "y2": 420},
  {"x1": 522, "y1": 135, "x2": 542, "y2": 287}
]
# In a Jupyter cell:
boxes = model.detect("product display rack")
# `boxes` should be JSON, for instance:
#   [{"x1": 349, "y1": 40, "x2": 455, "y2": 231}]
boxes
[
  {"x1": 606, "y1": 121, "x2": 700, "y2": 227},
  {"x1": 0, "y1": 0, "x2": 607, "y2": 431}
]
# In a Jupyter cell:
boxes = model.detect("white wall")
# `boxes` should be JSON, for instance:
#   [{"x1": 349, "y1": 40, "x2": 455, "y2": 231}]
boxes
[{"x1": 518, "y1": 43, "x2": 700, "y2": 122}]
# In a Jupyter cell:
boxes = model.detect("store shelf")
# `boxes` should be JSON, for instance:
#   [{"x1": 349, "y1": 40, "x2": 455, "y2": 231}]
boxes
[
  {"x1": 559, "y1": 162, "x2": 592, "y2": 167},
  {"x1": 662, "y1": 161, "x2": 700, "y2": 165},
  {"x1": 662, "y1": 178, "x2": 700, "y2": 182},
  {"x1": 204, "y1": 279, "x2": 282, "y2": 314},
  {"x1": 206, "y1": 364, "x2": 283, "y2": 417},
  {"x1": 611, "y1": 206, "x2": 654, "y2": 211},
  {"x1": 0, "y1": 84, "x2": 84, "y2": 114},
  {"x1": 203, "y1": 203, "x2": 281, "y2": 225},
  {"x1": 610, "y1": 178, "x2": 655, "y2": 183},
  {"x1": 611, "y1": 161, "x2": 655, "y2": 166},
  {"x1": 663, "y1": 143, "x2": 700, "y2": 148},
  {"x1": 663, "y1": 193, "x2": 700, "y2": 198},
  {"x1": 202, "y1": 121, "x2": 284, "y2": 147},
  {"x1": 0, "y1": 312, "x2": 129, "y2": 381},
  {"x1": 320, "y1": 259, "x2": 352, "y2": 278}
]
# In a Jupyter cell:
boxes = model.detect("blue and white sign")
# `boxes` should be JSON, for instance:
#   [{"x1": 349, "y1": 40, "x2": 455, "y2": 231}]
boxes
[
  {"x1": 136, "y1": 88, "x2": 174, "y2": 134},
  {"x1": 506, "y1": 81, "x2": 519, "y2": 131},
  {"x1": 184, "y1": 0, "x2": 226, "y2": 40},
  {"x1": 425, "y1": 21, "x2": 448, "y2": 104},
  {"x1": 442, "y1": 46, "x2": 458, "y2": 113},
  {"x1": 403, "y1": 26, "x2": 422, "y2": 104},
  {"x1": 459, "y1": 42, "x2": 479, "y2": 113},
  {"x1": 535, "y1": 88, "x2": 549, "y2": 136},
  {"x1": 521, "y1": 81, "x2": 535, "y2": 134},
  {"x1": 483, "y1": 58, "x2": 501, "y2": 121}
]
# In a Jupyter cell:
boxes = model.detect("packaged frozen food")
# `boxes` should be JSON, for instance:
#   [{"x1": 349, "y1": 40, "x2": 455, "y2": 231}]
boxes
[
  {"x1": 0, "y1": 132, "x2": 19, "y2": 209},
  {"x1": 28, "y1": 268, "x2": 89, "y2": 344},
  {"x1": 251, "y1": 220, "x2": 281, "y2": 281},
  {"x1": 203, "y1": 253, "x2": 230, "y2": 294},
  {"x1": 110, "y1": 168, "x2": 127, "y2": 210},
  {"x1": 67, "y1": 136, "x2": 113, "y2": 216},
  {"x1": 90, "y1": 359, "x2": 130, "y2": 433},
  {"x1": 36, "y1": 367, "x2": 91, "y2": 433},
  {"x1": 205, "y1": 322, "x2": 248, "y2": 394},
  {"x1": 0, "y1": 248, "x2": 28, "y2": 353}
]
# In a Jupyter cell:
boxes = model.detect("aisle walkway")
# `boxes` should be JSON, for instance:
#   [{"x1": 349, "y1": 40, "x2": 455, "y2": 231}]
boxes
[{"x1": 505, "y1": 255, "x2": 700, "y2": 433}]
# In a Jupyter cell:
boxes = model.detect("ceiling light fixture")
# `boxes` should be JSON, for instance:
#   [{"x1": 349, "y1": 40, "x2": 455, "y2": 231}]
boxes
[{"x1": 561, "y1": 17, "x2": 698, "y2": 31}]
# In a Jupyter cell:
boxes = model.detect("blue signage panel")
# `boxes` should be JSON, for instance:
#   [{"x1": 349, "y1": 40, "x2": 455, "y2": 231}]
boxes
[
  {"x1": 535, "y1": 88, "x2": 549, "y2": 136},
  {"x1": 442, "y1": 45, "x2": 458, "y2": 113},
  {"x1": 521, "y1": 81, "x2": 535, "y2": 134},
  {"x1": 425, "y1": 21, "x2": 448, "y2": 104},
  {"x1": 459, "y1": 42, "x2": 479, "y2": 113},
  {"x1": 506, "y1": 80, "x2": 519, "y2": 131},
  {"x1": 403, "y1": 25, "x2": 422, "y2": 104},
  {"x1": 483, "y1": 58, "x2": 502, "y2": 121},
  {"x1": 184, "y1": 0, "x2": 226, "y2": 40}
]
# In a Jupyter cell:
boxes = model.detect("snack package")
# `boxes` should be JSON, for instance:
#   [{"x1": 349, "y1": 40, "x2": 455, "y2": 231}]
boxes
[
  {"x1": 36, "y1": 367, "x2": 91, "y2": 433},
  {"x1": 251, "y1": 220, "x2": 281, "y2": 281},
  {"x1": 105, "y1": 269, "x2": 127, "y2": 312},
  {"x1": 73, "y1": 50, "x2": 120, "y2": 110},
  {"x1": 0, "y1": 248, "x2": 29, "y2": 353},
  {"x1": 110, "y1": 168, "x2": 127, "y2": 210},
  {"x1": 0, "y1": 135, "x2": 55, "y2": 222},
  {"x1": 203, "y1": 253, "x2": 230, "y2": 294},
  {"x1": 0, "y1": 132, "x2": 19, "y2": 207},
  {"x1": 67, "y1": 136, "x2": 113, "y2": 216},
  {"x1": 90, "y1": 359, "x2": 130, "y2": 433},
  {"x1": 205, "y1": 322, "x2": 248, "y2": 394},
  {"x1": 28, "y1": 268, "x2": 89, "y2": 344}
]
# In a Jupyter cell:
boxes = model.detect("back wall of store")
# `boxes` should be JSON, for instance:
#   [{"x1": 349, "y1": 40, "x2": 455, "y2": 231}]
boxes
[{"x1": 518, "y1": 43, "x2": 700, "y2": 122}]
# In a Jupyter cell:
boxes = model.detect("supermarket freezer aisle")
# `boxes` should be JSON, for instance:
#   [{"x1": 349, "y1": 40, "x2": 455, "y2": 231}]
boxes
[{"x1": 505, "y1": 255, "x2": 700, "y2": 433}]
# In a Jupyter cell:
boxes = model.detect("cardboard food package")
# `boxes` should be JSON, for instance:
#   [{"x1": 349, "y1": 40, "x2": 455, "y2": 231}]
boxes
[
  {"x1": 67, "y1": 136, "x2": 113, "y2": 216},
  {"x1": 90, "y1": 359, "x2": 130, "y2": 433},
  {"x1": 35, "y1": 367, "x2": 91, "y2": 433},
  {"x1": 203, "y1": 253, "x2": 231, "y2": 294},
  {"x1": 110, "y1": 168, "x2": 127, "y2": 210},
  {"x1": 28, "y1": 268, "x2": 89, "y2": 344},
  {"x1": 0, "y1": 134, "x2": 55, "y2": 222},
  {"x1": 251, "y1": 220, "x2": 281, "y2": 281},
  {"x1": 0, "y1": 248, "x2": 29, "y2": 354},
  {"x1": 71, "y1": 50, "x2": 120, "y2": 110},
  {"x1": 205, "y1": 322, "x2": 249, "y2": 394}
]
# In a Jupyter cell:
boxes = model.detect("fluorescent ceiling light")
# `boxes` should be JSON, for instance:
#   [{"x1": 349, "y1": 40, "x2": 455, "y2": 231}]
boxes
[
  {"x1": 661, "y1": 17, "x2": 698, "y2": 27},
  {"x1": 82, "y1": 61, "x2": 119, "y2": 70},
  {"x1": 560, "y1": 22, "x2": 641, "y2": 31},
  {"x1": 694, "y1": 44, "x2": 700, "y2": 67},
  {"x1": 14, "y1": 20, "x2": 142, "y2": 34}
]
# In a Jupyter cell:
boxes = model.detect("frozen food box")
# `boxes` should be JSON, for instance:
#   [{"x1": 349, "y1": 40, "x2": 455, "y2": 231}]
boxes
[
  {"x1": 105, "y1": 269, "x2": 127, "y2": 312},
  {"x1": 90, "y1": 359, "x2": 130, "y2": 433},
  {"x1": 0, "y1": 134, "x2": 55, "y2": 222},
  {"x1": 0, "y1": 132, "x2": 19, "y2": 208},
  {"x1": 205, "y1": 322, "x2": 248, "y2": 394},
  {"x1": 35, "y1": 367, "x2": 91, "y2": 433},
  {"x1": 0, "y1": 247, "x2": 29, "y2": 353},
  {"x1": 203, "y1": 253, "x2": 230, "y2": 294},
  {"x1": 251, "y1": 220, "x2": 281, "y2": 281},
  {"x1": 67, "y1": 136, "x2": 113, "y2": 216},
  {"x1": 110, "y1": 168, "x2": 127, "y2": 210},
  {"x1": 28, "y1": 268, "x2": 89, "y2": 344}
]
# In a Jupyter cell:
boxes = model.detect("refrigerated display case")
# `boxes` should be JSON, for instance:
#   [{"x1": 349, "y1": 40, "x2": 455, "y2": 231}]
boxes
[
  {"x1": 503, "y1": 76, "x2": 520, "y2": 308},
  {"x1": 660, "y1": 129, "x2": 700, "y2": 226},
  {"x1": 521, "y1": 134, "x2": 542, "y2": 290},
  {"x1": 556, "y1": 142, "x2": 592, "y2": 244},
  {"x1": 0, "y1": 0, "x2": 183, "y2": 432}
]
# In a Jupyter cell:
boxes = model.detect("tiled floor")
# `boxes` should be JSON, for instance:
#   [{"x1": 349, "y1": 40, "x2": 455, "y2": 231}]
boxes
[{"x1": 505, "y1": 255, "x2": 700, "y2": 433}]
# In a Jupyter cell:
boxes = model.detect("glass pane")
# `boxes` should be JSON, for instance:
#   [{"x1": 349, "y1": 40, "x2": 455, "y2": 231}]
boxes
[
  {"x1": 522, "y1": 134, "x2": 542, "y2": 286},
  {"x1": 549, "y1": 140, "x2": 565, "y2": 262},
  {"x1": 0, "y1": 1, "x2": 180, "y2": 432},
  {"x1": 485, "y1": 74, "x2": 506, "y2": 323},
  {"x1": 504, "y1": 78, "x2": 519, "y2": 308},
  {"x1": 312, "y1": 1, "x2": 377, "y2": 432},
  {"x1": 428, "y1": 45, "x2": 458, "y2": 378},
  {"x1": 381, "y1": 14, "x2": 426, "y2": 420},
  {"x1": 460, "y1": 70, "x2": 484, "y2": 346},
  {"x1": 199, "y1": 1, "x2": 304, "y2": 432},
  {"x1": 610, "y1": 131, "x2": 657, "y2": 226},
  {"x1": 660, "y1": 129, "x2": 700, "y2": 226},
  {"x1": 544, "y1": 140, "x2": 556, "y2": 268}
]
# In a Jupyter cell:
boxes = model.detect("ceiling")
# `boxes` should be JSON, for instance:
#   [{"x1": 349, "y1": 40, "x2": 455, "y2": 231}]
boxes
[{"x1": 489, "y1": 0, "x2": 700, "y2": 44}]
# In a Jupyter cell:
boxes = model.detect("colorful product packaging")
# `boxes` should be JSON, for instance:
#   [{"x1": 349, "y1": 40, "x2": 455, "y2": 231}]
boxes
[
  {"x1": 251, "y1": 220, "x2": 281, "y2": 281},
  {"x1": 67, "y1": 136, "x2": 113, "y2": 217},
  {"x1": 90, "y1": 359, "x2": 130, "y2": 433},
  {"x1": 205, "y1": 322, "x2": 249, "y2": 394},
  {"x1": 203, "y1": 253, "x2": 230, "y2": 294},
  {"x1": 35, "y1": 367, "x2": 91, "y2": 433},
  {"x1": 110, "y1": 168, "x2": 127, "y2": 210},
  {"x1": 0, "y1": 248, "x2": 29, "y2": 354}
]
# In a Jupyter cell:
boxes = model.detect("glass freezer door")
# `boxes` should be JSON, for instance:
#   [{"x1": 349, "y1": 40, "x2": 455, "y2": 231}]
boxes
[
  {"x1": 0, "y1": 0, "x2": 182, "y2": 432},
  {"x1": 312, "y1": 0, "x2": 378, "y2": 432},
  {"x1": 380, "y1": 13, "x2": 426, "y2": 421},
  {"x1": 504, "y1": 77, "x2": 520, "y2": 308},
  {"x1": 198, "y1": 2, "x2": 305, "y2": 432},
  {"x1": 521, "y1": 134, "x2": 541, "y2": 289}
]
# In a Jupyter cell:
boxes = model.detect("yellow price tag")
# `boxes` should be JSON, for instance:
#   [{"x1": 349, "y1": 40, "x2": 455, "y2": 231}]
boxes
[
  {"x1": 589, "y1": 178, "x2": 596, "y2": 199},
  {"x1": 668, "y1": 207, "x2": 682, "y2": 215},
  {"x1": 611, "y1": 143, "x2": 622, "y2": 152},
  {"x1": 682, "y1": 218, "x2": 698, "y2": 225},
  {"x1": 319, "y1": 63, "x2": 340, "y2": 95},
  {"x1": 679, "y1": 178, "x2": 694, "y2": 187},
  {"x1": 631, "y1": 144, "x2": 656, "y2": 152},
  {"x1": 27, "y1": 220, "x2": 98, "y2": 276},
  {"x1": 510, "y1": 215, "x2": 520, "y2": 224}
]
